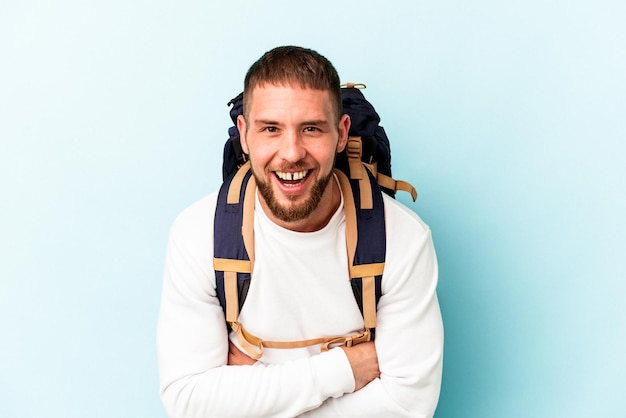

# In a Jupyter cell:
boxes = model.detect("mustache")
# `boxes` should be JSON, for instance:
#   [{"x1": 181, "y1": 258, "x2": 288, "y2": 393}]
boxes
[{"x1": 271, "y1": 162, "x2": 309, "y2": 172}]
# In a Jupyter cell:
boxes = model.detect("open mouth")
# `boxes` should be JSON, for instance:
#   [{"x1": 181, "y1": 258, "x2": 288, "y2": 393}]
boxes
[{"x1": 274, "y1": 169, "x2": 311, "y2": 187}]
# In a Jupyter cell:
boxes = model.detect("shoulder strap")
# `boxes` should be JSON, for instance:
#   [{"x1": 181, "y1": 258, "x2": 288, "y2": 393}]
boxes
[
  {"x1": 334, "y1": 166, "x2": 385, "y2": 335},
  {"x1": 214, "y1": 162, "x2": 255, "y2": 323}
]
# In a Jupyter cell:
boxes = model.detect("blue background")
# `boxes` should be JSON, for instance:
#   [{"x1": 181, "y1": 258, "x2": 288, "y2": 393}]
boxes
[{"x1": 1, "y1": 1, "x2": 624, "y2": 417}]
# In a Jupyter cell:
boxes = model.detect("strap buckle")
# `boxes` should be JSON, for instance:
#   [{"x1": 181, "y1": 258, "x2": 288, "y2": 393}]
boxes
[
  {"x1": 322, "y1": 329, "x2": 372, "y2": 351},
  {"x1": 344, "y1": 329, "x2": 371, "y2": 347}
]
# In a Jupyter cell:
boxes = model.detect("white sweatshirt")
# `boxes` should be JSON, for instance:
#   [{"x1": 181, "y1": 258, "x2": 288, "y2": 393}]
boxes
[{"x1": 157, "y1": 184, "x2": 443, "y2": 417}]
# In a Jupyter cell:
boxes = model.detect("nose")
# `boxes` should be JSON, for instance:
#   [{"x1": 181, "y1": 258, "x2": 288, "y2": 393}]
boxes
[{"x1": 278, "y1": 130, "x2": 306, "y2": 162}]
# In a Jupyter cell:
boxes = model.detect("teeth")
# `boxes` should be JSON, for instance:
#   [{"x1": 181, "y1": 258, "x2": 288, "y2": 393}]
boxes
[{"x1": 276, "y1": 170, "x2": 308, "y2": 181}]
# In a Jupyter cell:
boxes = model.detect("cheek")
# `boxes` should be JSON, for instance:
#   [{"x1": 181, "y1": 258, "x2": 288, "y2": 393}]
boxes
[
  {"x1": 313, "y1": 147, "x2": 339, "y2": 169},
  {"x1": 246, "y1": 141, "x2": 273, "y2": 168}
]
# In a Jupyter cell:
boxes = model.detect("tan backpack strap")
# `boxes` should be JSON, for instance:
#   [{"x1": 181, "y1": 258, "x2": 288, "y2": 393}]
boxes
[
  {"x1": 231, "y1": 321, "x2": 264, "y2": 360},
  {"x1": 224, "y1": 271, "x2": 240, "y2": 323},
  {"x1": 349, "y1": 263, "x2": 385, "y2": 278},
  {"x1": 264, "y1": 334, "x2": 350, "y2": 349},
  {"x1": 213, "y1": 258, "x2": 253, "y2": 273},
  {"x1": 345, "y1": 137, "x2": 373, "y2": 209},
  {"x1": 335, "y1": 170, "x2": 383, "y2": 330},
  {"x1": 350, "y1": 265, "x2": 384, "y2": 329},
  {"x1": 227, "y1": 161, "x2": 252, "y2": 204},
  {"x1": 213, "y1": 260, "x2": 253, "y2": 323},
  {"x1": 377, "y1": 173, "x2": 418, "y2": 201},
  {"x1": 231, "y1": 320, "x2": 372, "y2": 360},
  {"x1": 215, "y1": 163, "x2": 256, "y2": 325},
  {"x1": 334, "y1": 170, "x2": 357, "y2": 272},
  {"x1": 362, "y1": 276, "x2": 377, "y2": 329},
  {"x1": 242, "y1": 174, "x2": 256, "y2": 267}
]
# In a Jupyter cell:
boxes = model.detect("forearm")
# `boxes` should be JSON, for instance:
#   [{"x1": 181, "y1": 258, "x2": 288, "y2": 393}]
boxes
[
  {"x1": 299, "y1": 379, "x2": 422, "y2": 417},
  {"x1": 299, "y1": 299, "x2": 443, "y2": 417},
  {"x1": 160, "y1": 347, "x2": 354, "y2": 418},
  {"x1": 300, "y1": 216, "x2": 444, "y2": 417},
  {"x1": 158, "y1": 231, "x2": 356, "y2": 418}
]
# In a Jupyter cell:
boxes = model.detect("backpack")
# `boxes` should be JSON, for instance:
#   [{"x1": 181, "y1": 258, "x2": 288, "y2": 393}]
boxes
[
  {"x1": 222, "y1": 83, "x2": 417, "y2": 199},
  {"x1": 214, "y1": 84, "x2": 417, "y2": 359}
]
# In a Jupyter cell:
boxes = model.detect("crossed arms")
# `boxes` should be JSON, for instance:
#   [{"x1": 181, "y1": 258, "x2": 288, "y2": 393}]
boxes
[{"x1": 157, "y1": 195, "x2": 443, "y2": 417}]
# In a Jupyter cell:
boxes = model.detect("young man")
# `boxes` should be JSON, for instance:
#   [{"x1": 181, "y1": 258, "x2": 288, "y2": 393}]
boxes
[{"x1": 157, "y1": 46, "x2": 443, "y2": 417}]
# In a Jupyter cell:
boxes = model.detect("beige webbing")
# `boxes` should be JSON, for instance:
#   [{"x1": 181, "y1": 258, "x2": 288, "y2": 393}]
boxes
[
  {"x1": 230, "y1": 320, "x2": 372, "y2": 360},
  {"x1": 335, "y1": 170, "x2": 357, "y2": 273},
  {"x1": 214, "y1": 258, "x2": 253, "y2": 273},
  {"x1": 377, "y1": 173, "x2": 418, "y2": 201},
  {"x1": 345, "y1": 137, "x2": 373, "y2": 210},
  {"x1": 350, "y1": 263, "x2": 385, "y2": 278},
  {"x1": 214, "y1": 163, "x2": 256, "y2": 325},
  {"x1": 344, "y1": 136, "x2": 418, "y2": 203},
  {"x1": 242, "y1": 175, "x2": 256, "y2": 267},
  {"x1": 227, "y1": 161, "x2": 252, "y2": 204},
  {"x1": 224, "y1": 271, "x2": 239, "y2": 323},
  {"x1": 213, "y1": 259, "x2": 253, "y2": 323},
  {"x1": 334, "y1": 170, "x2": 383, "y2": 332},
  {"x1": 362, "y1": 276, "x2": 377, "y2": 329}
]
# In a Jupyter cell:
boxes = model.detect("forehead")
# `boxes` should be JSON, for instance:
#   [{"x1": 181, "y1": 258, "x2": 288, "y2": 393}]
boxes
[{"x1": 246, "y1": 84, "x2": 335, "y2": 119}]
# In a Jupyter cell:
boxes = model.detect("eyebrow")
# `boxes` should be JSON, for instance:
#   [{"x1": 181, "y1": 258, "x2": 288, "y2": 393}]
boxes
[
  {"x1": 253, "y1": 119, "x2": 331, "y2": 127},
  {"x1": 253, "y1": 119, "x2": 280, "y2": 125},
  {"x1": 300, "y1": 119, "x2": 330, "y2": 126}
]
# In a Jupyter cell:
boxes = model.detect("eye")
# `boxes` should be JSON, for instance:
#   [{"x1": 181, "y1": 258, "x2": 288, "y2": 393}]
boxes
[
  {"x1": 263, "y1": 126, "x2": 278, "y2": 133},
  {"x1": 303, "y1": 126, "x2": 319, "y2": 133}
]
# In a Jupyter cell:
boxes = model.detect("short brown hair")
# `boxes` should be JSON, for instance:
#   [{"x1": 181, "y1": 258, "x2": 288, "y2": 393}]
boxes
[{"x1": 243, "y1": 46, "x2": 342, "y2": 121}]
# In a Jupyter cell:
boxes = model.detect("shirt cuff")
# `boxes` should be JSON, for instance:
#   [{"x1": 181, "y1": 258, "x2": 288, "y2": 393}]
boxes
[{"x1": 310, "y1": 347, "x2": 355, "y2": 398}]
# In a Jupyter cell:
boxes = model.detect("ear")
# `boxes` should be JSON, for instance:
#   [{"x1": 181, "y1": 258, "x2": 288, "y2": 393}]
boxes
[
  {"x1": 237, "y1": 114, "x2": 249, "y2": 154},
  {"x1": 336, "y1": 114, "x2": 350, "y2": 153}
]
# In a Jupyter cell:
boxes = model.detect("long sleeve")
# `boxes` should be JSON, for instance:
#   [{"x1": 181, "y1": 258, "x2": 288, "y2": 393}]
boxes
[
  {"x1": 300, "y1": 197, "x2": 444, "y2": 417},
  {"x1": 157, "y1": 192, "x2": 443, "y2": 417},
  {"x1": 157, "y1": 195, "x2": 356, "y2": 418}
]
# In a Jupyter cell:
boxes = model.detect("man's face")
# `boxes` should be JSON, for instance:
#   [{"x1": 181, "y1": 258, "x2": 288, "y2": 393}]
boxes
[{"x1": 237, "y1": 84, "x2": 349, "y2": 231}]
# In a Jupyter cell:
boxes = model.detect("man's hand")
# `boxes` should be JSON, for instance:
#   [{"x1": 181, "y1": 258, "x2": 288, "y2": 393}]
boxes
[
  {"x1": 341, "y1": 341, "x2": 380, "y2": 391},
  {"x1": 228, "y1": 341, "x2": 257, "y2": 366},
  {"x1": 228, "y1": 338, "x2": 379, "y2": 391}
]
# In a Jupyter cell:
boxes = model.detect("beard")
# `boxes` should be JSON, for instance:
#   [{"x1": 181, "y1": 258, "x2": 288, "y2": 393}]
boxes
[{"x1": 253, "y1": 166, "x2": 335, "y2": 224}]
